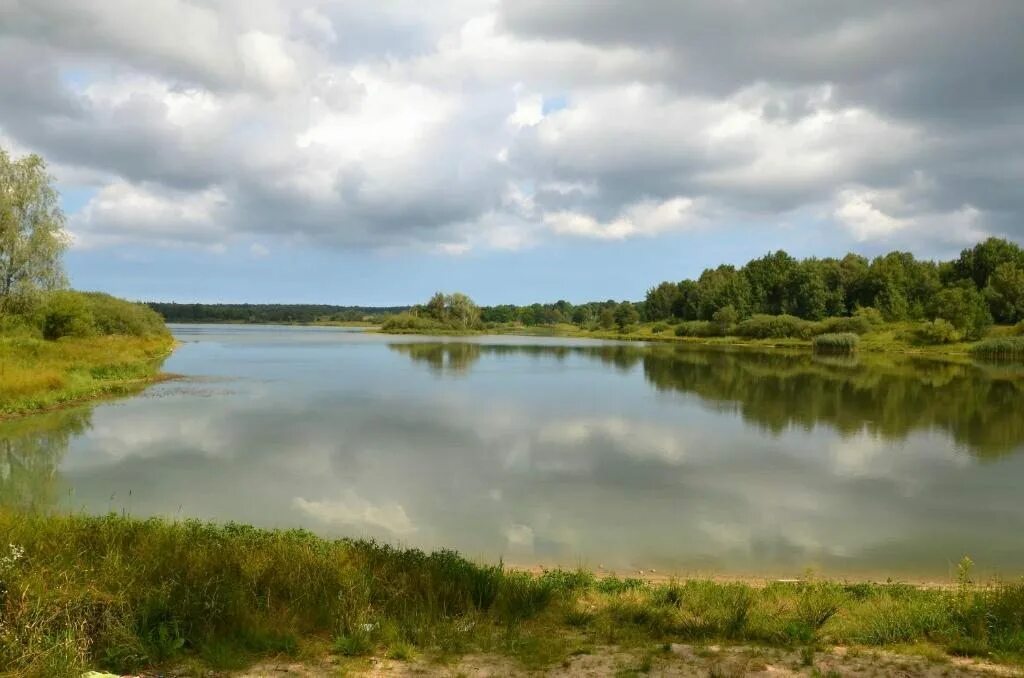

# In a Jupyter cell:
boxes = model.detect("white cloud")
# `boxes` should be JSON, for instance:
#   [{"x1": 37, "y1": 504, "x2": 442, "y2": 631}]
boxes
[
  {"x1": 0, "y1": 0, "x2": 1020, "y2": 255},
  {"x1": 834, "y1": 186, "x2": 988, "y2": 245},
  {"x1": 545, "y1": 197, "x2": 696, "y2": 240},
  {"x1": 293, "y1": 493, "x2": 416, "y2": 534},
  {"x1": 834, "y1": 188, "x2": 909, "y2": 241},
  {"x1": 70, "y1": 182, "x2": 229, "y2": 250}
]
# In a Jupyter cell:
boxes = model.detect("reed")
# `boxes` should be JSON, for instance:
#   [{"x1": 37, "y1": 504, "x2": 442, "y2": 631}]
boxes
[{"x1": 812, "y1": 332, "x2": 860, "y2": 354}]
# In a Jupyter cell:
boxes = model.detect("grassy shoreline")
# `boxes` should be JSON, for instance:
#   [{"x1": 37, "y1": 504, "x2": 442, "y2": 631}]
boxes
[
  {"x1": 2, "y1": 513, "x2": 1022, "y2": 676},
  {"x1": 376, "y1": 321, "x2": 994, "y2": 358},
  {"x1": 0, "y1": 334, "x2": 176, "y2": 419}
]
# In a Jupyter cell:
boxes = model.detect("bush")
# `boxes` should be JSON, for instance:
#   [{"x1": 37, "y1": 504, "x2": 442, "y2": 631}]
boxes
[
  {"x1": 41, "y1": 291, "x2": 96, "y2": 340},
  {"x1": 734, "y1": 314, "x2": 812, "y2": 339},
  {"x1": 650, "y1": 322, "x2": 670, "y2": 334},
  {"x1": 380, "y1": 312, "x2": 443, "y2": 333},
  {"x1": 970, "y1": 337, "x2": 1024, "y2": 361},
  {"x1": 813, "y1": 333, "x2": 860, "y2": 354},
  {"x1": 853, "y1": 306, "x2": 885, "y2": 326},
  {"x1": 1012, "y1": 320, "x2": 1024, "y2": 336},
  {"x1": 915, "y1": 319, "x2": 963, "y2": 345},
  {"x1": 36, "y1": 291, "x2": 168, "y2": 341},
  {"x1": 815, "y1": 315, "x2": 872, "y2": 336},
  {"x1": 711, "y1": 305, "x2": 739, "y2": 333},
  {"x1": 82, "y1": 292, "x2": 168, "y2": 337},
  {"x1": 674, "y1": 320, "x2": 719, "y2": 337}
]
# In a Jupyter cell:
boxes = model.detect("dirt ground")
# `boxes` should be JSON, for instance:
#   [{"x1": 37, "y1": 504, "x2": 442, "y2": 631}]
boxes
[{"x1": 238, "y1": 644, "x2": 1024, "y2": 677}]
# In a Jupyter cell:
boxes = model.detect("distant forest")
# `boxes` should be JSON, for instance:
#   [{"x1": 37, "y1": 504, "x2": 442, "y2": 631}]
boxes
[
  {"x1": 147, "y1": 303, "x2": 407, "y2": 324},
  {"x1": 149, "y1": 238, "x2": 1024, "y2": 336}
]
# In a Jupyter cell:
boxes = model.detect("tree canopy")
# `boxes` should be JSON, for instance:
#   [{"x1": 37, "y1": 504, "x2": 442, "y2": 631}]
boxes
[{"x1": 0, "y1": 149, "x2": 68, "y2": 313}]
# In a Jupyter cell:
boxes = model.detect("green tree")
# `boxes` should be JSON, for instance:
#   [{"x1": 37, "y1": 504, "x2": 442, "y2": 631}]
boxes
[
  {"x1": 785, "y1": 259, "x2": 835, "y2": 320},
  {"x1": 0, "y1": 149, "x2": 68, "y2": 313},
  {"x1": 931, "y1": 283, "x2": 992, "y2": 340},
  {"x1": 613, "y1": 302, "x2": 639, "y2": 331},
  {"x1": 984, "y1": 262, "x2": 1024, "y2": 324},
  {"x1": 598, "y1": 306, "x2": 616, "y2": 330},
  {"x1": 839, "y1": 253, "x2": 871, "y2": 312},
  {"x1": 951, "y1": 237, "x2": 1024, "y2": 288},
  {"x1": 643, "y1": 281, "x2": 681, "y2": 321},
  {"x1": 711, "y1": 305, "x2": 739, "y2": 332},
  {"x1": 424, "y1": 292, "x2": 447, "y2": 321},
  {"x1": 695, "y1": 265, "x2": 752, "y2": 320},
  {"x1": 672, "y1": 280, "x2": 701, "y2": 320},
  {"x1": 743, "y1": 250, "x2": 796, "y2": 315},
  {"x1": 445, "y1": 292, "x2": 480, "y2": 330},
  {"x1": 867, "y1": 252, "x2": 940, "y2": 320}
]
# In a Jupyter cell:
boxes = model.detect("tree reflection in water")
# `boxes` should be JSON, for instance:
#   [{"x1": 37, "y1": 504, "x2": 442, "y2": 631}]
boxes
[
  {"x1": 0, "y1": 407, "x2": 92, "y2": 510},
  {"x1": 389, "y1": 342, "x2": 1024, "y2": 458}
]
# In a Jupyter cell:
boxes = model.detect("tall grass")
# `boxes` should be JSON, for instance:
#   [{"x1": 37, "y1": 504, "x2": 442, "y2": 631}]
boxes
[
  {"x1": 971, "y1": 336, "x2": 1024, "y2": 361},
  {"x1": 0, "y1": 334, "x2": 173, "y2": 416},
  {"x1": 2, "y1": 513, "x2": 1023, "y2": 676},
  {"x1": 812, "y1": 333, "x2": 860, "y2": 354}
]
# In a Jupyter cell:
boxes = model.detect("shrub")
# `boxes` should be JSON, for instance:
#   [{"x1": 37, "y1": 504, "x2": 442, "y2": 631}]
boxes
[
  {"x1": 853, "y1": 306, "x2": 885, "y2": 326},
  {"x1": 815, "y1": 315, "x2": 872, "y2": 336},
  {"x1": 812, "y1": 333, "x2": 860, "y2": 354},
  {"x1": 970, "y1": 337, "x2": 1024, "y2": 361},
  {"x1": 381, "y1": 312, "x2": 442, "y2": 332},
  {"x1": 41, "y1": 291, "x2": 96, "y2": 340},
  {"x1": 711, "y1": 305, "x2": 739, "y2": 333},
  {"x1": 915, "y1": 319, "x2": 962, "y2": 345},
  {"x1": 1012, "y1": 320, "x2": 1024, "y2": 336},
  {"x1": 674, "y1": 320, "x2": 719, "y2": 337},
  {"x1": 37, "y1": 291, "x2": 168, "y2": 340},
  {"x1": 734, "y1": 314, "x2": 812, "y2": 339},
  {"x1": 650, "y1": 322, "x2": 670, "y2": 334},
  {"x1": 81, "y1": 292, "x2": 168, "y2": 337}
]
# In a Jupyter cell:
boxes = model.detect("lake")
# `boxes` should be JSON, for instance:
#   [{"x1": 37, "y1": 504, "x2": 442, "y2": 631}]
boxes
[{"x1": 3, "y1": 324, "x2": 1024, "y2": 581}]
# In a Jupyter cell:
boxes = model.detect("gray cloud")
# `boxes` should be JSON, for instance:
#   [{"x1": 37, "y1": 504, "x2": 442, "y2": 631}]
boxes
[{"x1": 0, "y1": 0, "x2": 1021, "y2": 253}]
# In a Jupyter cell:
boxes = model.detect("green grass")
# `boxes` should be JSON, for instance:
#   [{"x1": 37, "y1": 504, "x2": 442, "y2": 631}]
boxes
[
  {"x1": 482, "y1": 318, "x2": 1011, "y2": 358},
  {"x1": 0, "y1": 334, "x2": 174, "y2": 417},
  {"x1": 3, "y1": 513, "x2": 1023, "y2": 676}
]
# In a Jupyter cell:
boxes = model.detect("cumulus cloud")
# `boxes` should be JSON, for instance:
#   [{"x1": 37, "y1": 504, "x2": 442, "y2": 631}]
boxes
[
  {"x1": 0, "y1": 0, "x2": 1021, "y2": 254},
  {"x1": 545, "y1": 197, "x2": 697, "y2": 240},
  {"x1": 293, "y1": 492, "x2": 416, "y2": 535}
]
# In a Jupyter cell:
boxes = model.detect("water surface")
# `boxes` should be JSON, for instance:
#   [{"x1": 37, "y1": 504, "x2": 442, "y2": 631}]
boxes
[{"x1": 3, "y1": 324, "x2": 1024, "y2": 580}]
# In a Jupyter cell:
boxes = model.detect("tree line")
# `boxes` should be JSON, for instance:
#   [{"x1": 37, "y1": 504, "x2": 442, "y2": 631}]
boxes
[
  {"x1": 642, "y1": 239, "x2": 1024, "y2": 327},
  {"x1": 146, "y1": 303, "x2": 407, "y2": 324},
  {"x1": 468, "y1": 238, "x2": 1024, "y2": 340}
]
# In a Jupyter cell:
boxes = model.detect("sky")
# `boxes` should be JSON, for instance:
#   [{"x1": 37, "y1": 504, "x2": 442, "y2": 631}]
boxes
[{"x1": 0, "y1": 1, "x2": 1022, "y2": 305}]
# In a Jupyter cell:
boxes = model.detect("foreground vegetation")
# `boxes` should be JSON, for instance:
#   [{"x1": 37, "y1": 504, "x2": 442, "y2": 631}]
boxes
[{"x1": 2, "y1": 513, "x2": 1022, "y2": 676}]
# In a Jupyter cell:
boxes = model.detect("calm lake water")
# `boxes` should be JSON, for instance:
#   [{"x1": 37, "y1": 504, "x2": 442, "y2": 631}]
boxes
[{"x1": 4, "y1": 324, "x2": 1024, "y2": 580}]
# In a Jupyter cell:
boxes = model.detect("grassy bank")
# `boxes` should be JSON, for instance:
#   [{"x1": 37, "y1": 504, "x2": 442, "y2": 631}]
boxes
[
  {"x1": 2, "y1": 513, "x2": 1022, "y2": 676},
  {"x1": 0, "y1": 334, "x2": 174, "y2": 417},
  {"x1": 470, "y1": 320, "x2": 1024, "y2": 359}
]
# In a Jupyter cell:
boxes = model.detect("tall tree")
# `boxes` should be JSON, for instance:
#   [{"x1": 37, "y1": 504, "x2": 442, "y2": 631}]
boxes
[
  {"x1": 984, "y1": 263, "x2": 1024, "y2": 324},
  {"x1": 0, "y1": 149, "x2": 68, "y2": 312},
  {"x1": 743, "y1": 250, "x2": 796, "y2": 315},
  {"x1": 643, "y1": 281, "x2": 681, "y2": 321}
]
